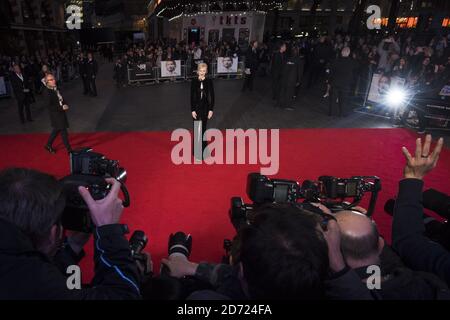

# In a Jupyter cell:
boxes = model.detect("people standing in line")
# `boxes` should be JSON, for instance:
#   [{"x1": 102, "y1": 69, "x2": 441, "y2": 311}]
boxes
[
  {"x1": 242, "y1": 41, "x2": 259, "y2": 92},
  {"x1": 86, "y1": 52, "x2": 98, "y2": 97},
  {"x1": 271, "y1": 42, "x2": 287, "y2": 101},
  {"x1": 10, "y1": 64, "x2": 33, "y2": 124},
  {"x1": 190, "y1": 63, "x2": 215, "y2": 160},
  {"x1": 43, "y1": 73, "x2": 72, "y2": 154}
]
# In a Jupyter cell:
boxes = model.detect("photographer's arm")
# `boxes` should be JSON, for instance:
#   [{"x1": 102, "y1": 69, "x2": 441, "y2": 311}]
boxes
[
  {"x1": 161, "y1": 257, "x2": 233, "y2": 289},
  {"x1": 75, "y1": 178, "x2": 141, "y2": 299},
  {"x1": 392, "y1": 136, "x2": 450, "y2": 285}
]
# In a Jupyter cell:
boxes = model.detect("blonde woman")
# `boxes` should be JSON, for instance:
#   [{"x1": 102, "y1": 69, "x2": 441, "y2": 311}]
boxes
[{"x1": 190, "y1": 63, "x2": 214, "y2": 158}]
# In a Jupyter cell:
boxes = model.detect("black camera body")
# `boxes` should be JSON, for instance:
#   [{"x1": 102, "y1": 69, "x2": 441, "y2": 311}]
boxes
[
  {"x1": 230, "y1": 173, "x2": 381, "y2": 231},
  {"x1": 60, "y1": 148, "x2": 130, "y2": 232}
]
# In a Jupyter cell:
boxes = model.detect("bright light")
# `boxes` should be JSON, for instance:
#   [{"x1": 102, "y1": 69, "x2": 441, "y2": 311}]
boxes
[{"x1": 386, "y1": 87, "x2": 407, "y2": 108}]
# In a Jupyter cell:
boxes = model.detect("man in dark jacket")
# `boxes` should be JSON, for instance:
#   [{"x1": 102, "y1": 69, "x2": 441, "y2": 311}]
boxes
[
  {"x1": 86, "y1": 52, "x2": 98, "y2": 97},
  {"x1": 0, "y1": 168, "x2": 141, "y2": 300},
  {"x1": 242, "y1": 41, "x2": 259, "y2": 92},
  {"x1": 277, "y1": 47, "x2": 305, "y2": 110},
  {"x1": 271, "y1": 42, "x2": 287, "y2": 100},
  {"x1": 10, "y1": 64, "x2": 33, "y2": 123},
  {"x1": 78, "y1": 52, "x2": 89, "y2": 95},
  {"x1": 43, "y1": 73, "x2": 72, "y2": 154},
  {"x1": 307, "y1": 36, "x2": 334, "y2": 88},
  {"x1": 329, "y1": 47, "x2": 358, "y2": 117},
  {"x1": 393, "y1": 135, "x2": 449, "y2": 286}
]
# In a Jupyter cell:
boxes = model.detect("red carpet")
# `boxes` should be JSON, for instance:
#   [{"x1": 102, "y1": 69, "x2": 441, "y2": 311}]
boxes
[{"x1": 0, "y1": 129, "x2": 449, "y2": 282}]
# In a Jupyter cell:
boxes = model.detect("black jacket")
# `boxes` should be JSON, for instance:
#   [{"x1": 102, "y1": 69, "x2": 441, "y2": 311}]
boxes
[
  {"x1": 85, "y1": 59, "x2": 98, "y2": 78},
  {"x1": 190, "y1": 77, "x2": 214, "y2": 116},
  {"x1": 46, "y1": 87, "x2": 69, "y2": 130},
  {"x1": 271, "y1": 52, "x2": 286, "y2": 80},
  {"x1": 10, "y1": 72, "x2": 32, "y2": 102},
  {"x1": 393, "y1": 179, "x2": 450, "y2": 286},
  {"x1": 330, "y1": 56, "x2": 358, "y2": 90},
  {"x1": 244, "y1": 47, "x2": 259, "y2": 72},
  {"x1": 0, "y1": 218, "x2": 141, "y2": 299}
]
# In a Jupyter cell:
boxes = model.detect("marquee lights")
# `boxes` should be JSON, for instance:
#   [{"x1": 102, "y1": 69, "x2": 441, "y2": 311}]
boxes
[{"x1": 155, "y1": 0, "x2": 283, "y2": 19}]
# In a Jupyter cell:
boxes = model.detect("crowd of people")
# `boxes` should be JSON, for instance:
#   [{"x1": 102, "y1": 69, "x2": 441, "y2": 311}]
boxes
[{"x1": 0, "y1": 134, "x2": 448, "y2": 300}]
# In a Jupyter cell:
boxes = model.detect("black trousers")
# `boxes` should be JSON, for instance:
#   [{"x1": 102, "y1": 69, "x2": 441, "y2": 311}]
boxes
[
  {"x1": 47, "y1": 128, "x2": 71, "y2": 151},
  {"x1": 272, "y1": 76, "x2": 282, "y2": 100},
  {"x1": 242, "y1": 73, "x2": 254, "y2": 91},
  {"x1": 17, "y1": 98, "x2": 32, "y2": 123},
  {"x1": 307, "y1": 63, "x2": 325, "y2": 88},
  {"x1": 329, "y1": 87, "x2": 350, "y2": 117},
  {"x1": 88, "y1": 77, "x2": 97, "y2": 96},
  {"x1": 193, "y1": 118, "x2": 208, "y2": 159},
  {"x1": 82, "y1": 76, "x2": 89, "y2": 94}
]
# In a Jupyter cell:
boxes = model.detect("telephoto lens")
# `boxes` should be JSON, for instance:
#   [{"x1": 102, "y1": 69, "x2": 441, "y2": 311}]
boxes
[
  {"x1": 129, "y1": 230, "x2": 148, "y2": 258},
  {"x1": 160, "y1": 232, "x2": 192, "y2": 276}
]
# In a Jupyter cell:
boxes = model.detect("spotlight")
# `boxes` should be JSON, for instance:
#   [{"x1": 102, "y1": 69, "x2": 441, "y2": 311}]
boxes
[{"x1": 386, "y1": 87, "x2": 407, "y2": 108}]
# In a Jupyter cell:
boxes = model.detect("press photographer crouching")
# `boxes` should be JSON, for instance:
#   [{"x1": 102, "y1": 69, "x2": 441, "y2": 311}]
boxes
[
  {"x1": 0, "y1": 150, "x2": 143, "y2": 299},
  {"x1": 161, "y1": 204, "x2": 334, "y2": 300},
  {"x1": 158, "y1": 172, "x2": 382, "y2": 300},
  {"x1": 330, "y1": 208, "x2": 449, "y2": 299}
]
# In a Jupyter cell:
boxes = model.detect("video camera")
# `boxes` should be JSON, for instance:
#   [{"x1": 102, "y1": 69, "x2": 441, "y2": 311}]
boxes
[
  {"x1": 60, "y1": 148, "x2": 130, "y2": 232},
  {"x1": 230, "y1": 173, "x2": 381, "y2": 231}
]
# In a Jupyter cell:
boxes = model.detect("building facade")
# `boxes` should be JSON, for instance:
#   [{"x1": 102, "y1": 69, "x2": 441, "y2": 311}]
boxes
[
  {"x1": 0, "y1": 0, "x2": 69, "y2": 56},
  {"x1": 147, "y1": 0, "x2": 285, "y2": 44}
]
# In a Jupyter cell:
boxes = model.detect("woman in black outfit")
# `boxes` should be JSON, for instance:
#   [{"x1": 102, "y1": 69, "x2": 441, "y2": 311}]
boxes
[
  {"x1": 190, "y1": 63, "x2": 214, "y2": 159},
  {"x1": 43, "y1": 73, "x2": 72, "y2": 154}
]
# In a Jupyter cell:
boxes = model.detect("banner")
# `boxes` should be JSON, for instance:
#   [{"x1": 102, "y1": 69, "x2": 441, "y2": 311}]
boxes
[
  {"x1": 129, "y1": 63, "x2": 155, "y2": 82},
  {"x1": 367, "y1": 73, "x2": 405, "y2": 104},
  {"x1": 0, "y1": 77, "x2": 7, "y2": 96},
  {"x1": 217, "y1": 57, "x2": 238, "y2": 73},
  {"x1": 161, "y1": 60, "x2": 181, "y2": 77}
]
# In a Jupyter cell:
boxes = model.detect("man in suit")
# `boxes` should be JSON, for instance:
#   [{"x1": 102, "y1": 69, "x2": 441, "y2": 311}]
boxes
[
  {"x1": 329, "y1": 47, "x2": 358, "y2": 117},
  {"x1": 43, "y1": 73, "x2": 72, "y2": 154},
  {"x1": 242, "y1": 41, "x2": 259, "y2": 92},
  {"x1": 78, "y1": 52, "x2": 89, "y2": 95},
  {"x1": 271, "y1": 42, "x2": 287, "y2": 101},
  {"x1": 277, "y1": 47, "x2": 305, "y2": 110},
  {"x1": 86, "y1": 52, "x2": 98, "y2": 97},
  {"x1": 10, "y1": 64, "x2": 33, "y2": 123}
]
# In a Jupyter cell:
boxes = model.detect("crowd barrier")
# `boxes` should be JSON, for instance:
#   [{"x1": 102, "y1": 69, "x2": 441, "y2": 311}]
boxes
[
  {"x1": 0, "y1": 76, "x2": 11, "y2": 98},
  {"x1": 127, "y1": 60, "x2": 245, "y2": 85}
]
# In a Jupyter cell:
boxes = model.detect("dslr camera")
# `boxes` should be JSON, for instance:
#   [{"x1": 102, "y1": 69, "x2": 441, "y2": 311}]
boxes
[
  {"x1": 60, "y1": 148, "x2": 130, "y2": 232},
  {"x1": 230, "y1": 173, "x2": 381, "y2": 231}
]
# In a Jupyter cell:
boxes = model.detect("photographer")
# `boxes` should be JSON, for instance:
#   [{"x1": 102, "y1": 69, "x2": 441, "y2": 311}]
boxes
[
  {"x1": 332, "y1": 209, "x2": 449, "y2": 299},
  {"x1": 161, "y1": 204, "x2": 372, "y2": 300},
  {"x1": 0, "y1": 168, "x2": 141, "y2": 299},
  {"x1": 392, "y1": 135, "x2": 450, "y2": 286}
]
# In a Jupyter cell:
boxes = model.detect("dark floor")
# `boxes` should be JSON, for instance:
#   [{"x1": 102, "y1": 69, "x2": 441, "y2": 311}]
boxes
[{"x1": 0, "y1": 62, "x2": 447, "y2": 140}]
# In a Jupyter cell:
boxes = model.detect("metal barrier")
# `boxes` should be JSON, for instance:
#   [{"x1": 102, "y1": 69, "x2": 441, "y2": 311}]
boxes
[
  {"x1": 127, "y1": 60, "x2": 244, "y2": 85},
  {"x1": 0, "y1": 76, "x2": 11, "y2": 98}
]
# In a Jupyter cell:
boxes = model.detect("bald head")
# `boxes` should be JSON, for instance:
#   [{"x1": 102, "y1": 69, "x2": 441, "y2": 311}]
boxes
[{"x1": 335, "y1": 211, "x2": 380, "y2": 265}]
